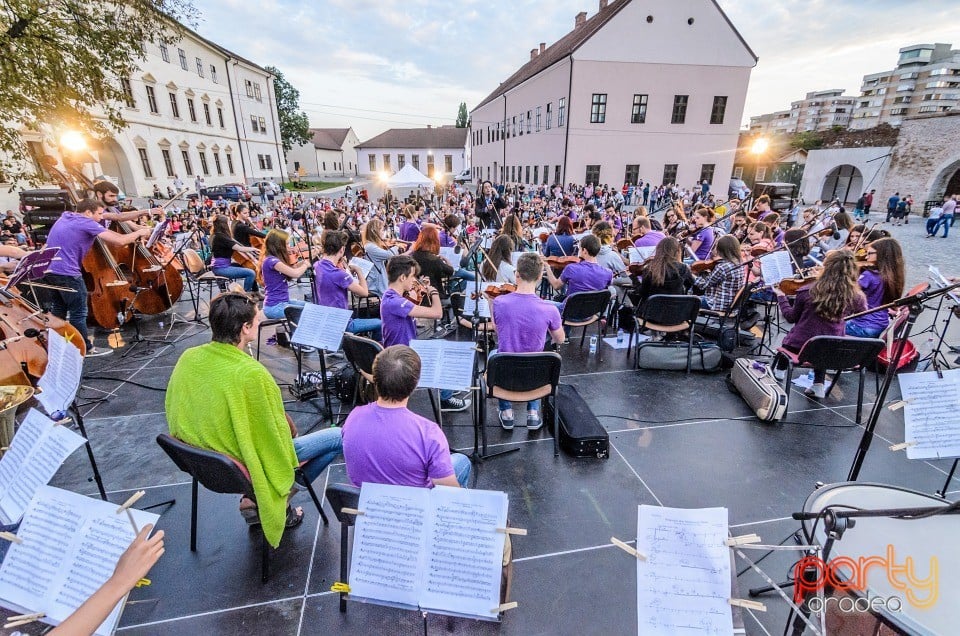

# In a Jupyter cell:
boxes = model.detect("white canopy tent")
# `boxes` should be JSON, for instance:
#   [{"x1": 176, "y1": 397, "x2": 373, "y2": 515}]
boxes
[{"x1": 385, "y1": 165, "x2": 434, "y2": 188}]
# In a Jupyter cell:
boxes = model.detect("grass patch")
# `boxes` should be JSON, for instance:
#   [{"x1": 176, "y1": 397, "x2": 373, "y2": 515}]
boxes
[{"x1": 283, "y1": 181, "x2": 351, "y2": 191}]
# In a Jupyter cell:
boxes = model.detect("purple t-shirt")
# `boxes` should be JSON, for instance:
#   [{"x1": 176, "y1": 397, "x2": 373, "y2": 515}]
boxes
[
  {"x1": 439, "y1": 231, "x2": 456, "y2": 248},
  {"x1": 694, "y1": 227, "x2": 715, "y2": 260},
  {"x1": 342, "y1": 403, "x2": 454, "y2": 488},
  {"x1": 46, "y1": 213, "x2": 106, "y2": 276},
  {"x1": 560, "y1": 261, "x2": 613, "y2": 296},
  {"x1": 633, "y1": 231, "x2": 665, "y2": 248},
  {"x1": 380, "y1": 288, "x2": 417, "y2": 347},
  {"x1": 849, "y1": 268, "x2": 889, "y2": 331},
  {"x1": 492, "y1": 293, "x2": 561, "y2": 353},
  {"x1": 262, "y1": 256, "x2": 289, "y2": 307},
  {"x1": 312, "y1": 259, "x2": 353, "y2": 310},
  {"x1": 398, "y1": 221, "x2": 421, "y2": 242}
]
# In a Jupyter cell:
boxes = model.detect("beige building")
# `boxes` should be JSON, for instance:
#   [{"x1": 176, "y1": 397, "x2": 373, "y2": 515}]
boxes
[
  {"x1": 356, "y1": 126, "x2": 468, "y2": 179},
  {"x1": 849, "y1": 43, "x2": 960, "y2": 130},
  {"x1": 469, "y1": 0, "x2": 756, "y2": 190},
  {"x1": 285, "y1": 128, "x2": 360, "y2": 179},
  {"x1": 749, "y1": 90, "x2": 856, "y2": 135}
]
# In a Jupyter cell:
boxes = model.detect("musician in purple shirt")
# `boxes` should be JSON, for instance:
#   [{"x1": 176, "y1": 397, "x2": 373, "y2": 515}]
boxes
[
  {"x1": 632, "y1": 217, "x2": 665, "y2": 248},
  {"x1": 543, "y1": 235, "x2": 613, "y2": 316},
  {"x1": 397, "y1": 205, "x2": 421, "y2": 242},
  {"x1": 312, "y1": 230, "x2": 381, "y2": 341}
]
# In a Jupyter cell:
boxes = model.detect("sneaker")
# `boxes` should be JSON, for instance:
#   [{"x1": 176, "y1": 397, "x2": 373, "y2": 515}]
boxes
[
  {"x1": 527, "y1": 410, "x2": 543, "y2": 431},
  {"x1": 441, "y1": 396, "x2": 471, "y2": 412},
  {"x1": 85, "y1": 346, "x2": 113, "y2": 358},
  {"x1": 498, "y1": 409, "x2": 514, "y2": 430},
  {"x1": 805, "y1": 383, "x2": 826, "y2": 399},
  {"x1": 773, "y1": 367, "x2": 785, "y2": 381}
]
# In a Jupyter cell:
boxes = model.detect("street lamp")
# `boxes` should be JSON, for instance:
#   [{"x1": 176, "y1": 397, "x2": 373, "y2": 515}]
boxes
[
  {"x1": 749, "y1": 137, "x2": 769, "y2": 203},
  {"x1": 59, "y1": 130, "x2": 88, "y2": 152}
]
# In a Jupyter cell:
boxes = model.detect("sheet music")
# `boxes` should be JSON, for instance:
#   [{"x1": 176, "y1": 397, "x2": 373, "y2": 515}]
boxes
[
  {"x1": 37, "y1": 329, "x2": 84, "y2": 415},
  {"x1": 290, "y1": 302, "x2": 353, "y2": 351},
  {"x1": 0, "y1": 485, "x2": 158, "y2": 636},
  {"x1": 350, "y1": 257, "x2": 375, "y2": 282},
  {"x1": 420, "y1": 486, "x2": 507, "y2": 619},
  {"x1": 439, "y1": 247, "x2": 459, "y2": 267},
  {"x1": 637, "y1": 505, "x2": 733, "y2": 636},
  {"x1": 928, "y1": 266, "x2": 960, "y2": 304},
  {"x1": 510, "y1": 251, "x2": 525, "y2": 266},
  {"x1": 0, "y1": 409, "x2": 85, "y2": 525},
  {"x1": 628, "y1": 247, "x2": 655, "y2": 263},
  {"x1": 461, "y1": 283, "x2": 497, "y2": 319},
  {"x1": 898, "y1": 370, "x2": 960, "y2": 460},
  {"x1": 4, "y1": 247, "x2": 60, "y2": 290},
  {"x1": 409, "y1": 340, "x2": 476, "y2": 391},
  {"x1": 760, "y1": 251, "x2": 794, "y2": 285},
  {"x1": 349, "y1": 483, "x2": 429, "y2": 609}
]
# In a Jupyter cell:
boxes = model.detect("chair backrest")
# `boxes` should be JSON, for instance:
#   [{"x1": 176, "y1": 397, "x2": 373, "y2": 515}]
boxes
[
  {"x1": 798, "y1": 336, "x2": 886, "y2": 370},
  {"x1": 325, "y1": 483, "x2": 362, "y2": 527},
  {"x1": 641, "y1": 294, "x2": 700, "y2": 327},
  {"x1": 487, "y1": 351, "x2": 562, "y2": 398},
  {"x1": 284, "y1": 305, "x2": 304, "y2": 330},
  {"x1": 156, "y1": 433, "x2": 254, "y2": 498},
  {"x1": 561, "y1": 290, "x2": 611, "y2": 321},
  {"x1": 342, "y1": 332, "x2": 383, "y2": 377},
  {"x1": 183, "y1": 248, "x2": 206, "y2": 274}
]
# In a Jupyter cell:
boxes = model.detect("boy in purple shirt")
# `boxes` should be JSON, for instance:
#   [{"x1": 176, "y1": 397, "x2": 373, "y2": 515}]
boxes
[
  {"x1": 313, "y1": 231, "x2": 381, "y2": 341},
  {"x1": 491, "y1": 253, "x2": 565, "y2": 429},
  {"x1": 380, "y1": 254, "x2": 470, "y2": 412},
  {"x1": 632, "y1": 217, "x2": 665, "y2": 248},
  {"x1": 543, "y1": 235, "x2": 613, "y2": 319}
]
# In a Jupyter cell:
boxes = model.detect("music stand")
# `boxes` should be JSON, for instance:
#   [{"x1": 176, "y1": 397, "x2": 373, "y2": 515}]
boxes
[
  {"x1": 4, "y1": 247, "x2": 70, "y2": 308},
  {"x1": 161, "y1": 227, "x2": 208, "y2": 326}
]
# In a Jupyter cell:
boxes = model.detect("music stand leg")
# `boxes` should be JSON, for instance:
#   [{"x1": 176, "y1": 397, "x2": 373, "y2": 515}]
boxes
[
  {"x1": 428, "y1": 388, "x2": 442, "y2": 427},
  {"x1": 71, "y1": 402, "x2": 107, "y2": 501},
  {"x1": 461, "y1": 376, "x2": 518, "y2": 462},
  {"x1": 937, "y1": 458, "x2": 959, "y2": 498}
]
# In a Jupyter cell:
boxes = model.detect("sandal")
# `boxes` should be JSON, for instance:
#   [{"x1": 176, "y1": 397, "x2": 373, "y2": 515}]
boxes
[{"x1": 285, "y1": 504, "x2": 304, "y2": 528}]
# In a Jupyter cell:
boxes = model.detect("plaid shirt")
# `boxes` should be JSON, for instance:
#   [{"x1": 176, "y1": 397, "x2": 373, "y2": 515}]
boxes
[{"x1": 695, "y1": 260, "x2": 745, "y2": 311}]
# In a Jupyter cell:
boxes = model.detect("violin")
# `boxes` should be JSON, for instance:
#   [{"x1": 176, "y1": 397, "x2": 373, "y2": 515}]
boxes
[
  {"x1": 403, "y1": 276, "x2": 433, "y2": 306},
  {"x1": 544, "y1": 255, "x2": 581, "y2": 271},
  {"x1": 777, "y1": 276, "x2": 818, "y2": 296},
  {"x1": 690, "y1": 258, "x2": 722, "y2": 275},
  {"x1": 471, "y1": 283, "x2": 516, "y2": 300}
]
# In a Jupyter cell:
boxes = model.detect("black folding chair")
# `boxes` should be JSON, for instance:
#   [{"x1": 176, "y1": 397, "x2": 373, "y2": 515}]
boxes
[
  {"x1": 631, "y1": 294, "x2": 701, "y2": 374},
  {"x1": 485, "y1": 351, "x2": 563, "y2": 455},
  {"x1": 561, "y1": 290, "x2": 612, "y2": 350},
  {"x1": 341, "y1": 332, "x2": 382, "y2": 405}
]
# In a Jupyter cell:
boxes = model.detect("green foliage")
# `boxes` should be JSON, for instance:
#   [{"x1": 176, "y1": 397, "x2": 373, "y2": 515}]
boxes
[
  {"x1": 790, "y1": 131, "x2": 824, "y2": 151},
  {"x1": 266, "y1": 66, "x2": 310, "y2": 154},
  {"x1": 455, "y1": 102, "x2": 468, "y2": 128},
  {"x1": 0, "y1": 0, "x2": 198, "y2": 185},
  {"x1": 284, "y1": 180, "x2": 349, "y2": 191}
]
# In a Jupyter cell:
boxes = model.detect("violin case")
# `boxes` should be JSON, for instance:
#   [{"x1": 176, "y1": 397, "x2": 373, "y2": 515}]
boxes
[
  {"x1": 728, "y1": 358, "x2": 788, "y2": 422},
  {"x1": 544, "y1": 384, "x2": 609, "y2": 459}
]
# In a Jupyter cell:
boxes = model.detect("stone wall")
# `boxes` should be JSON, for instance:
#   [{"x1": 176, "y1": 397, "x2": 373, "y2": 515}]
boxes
[{"x1": 884, "y1": 112, "x2": 960, "y2": 204}]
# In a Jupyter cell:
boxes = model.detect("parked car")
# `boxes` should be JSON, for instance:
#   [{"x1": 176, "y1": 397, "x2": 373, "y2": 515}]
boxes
[
  {"x1": 196, "y1": 183, "x2": 252, "y2": 202},
  {"x1": 453, "y1": 168, "x2": 471, "y2": 184},
  {"x1": 248, "y1": 180, "x2": 281, "y2": 194},
  {"x1": 728, "y1": 178, "x2": 751, "y2": 200}
]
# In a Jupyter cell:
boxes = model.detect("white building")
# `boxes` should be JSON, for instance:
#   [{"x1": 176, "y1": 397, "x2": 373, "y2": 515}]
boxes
[
  {"x1": 285, "y1": 128, "x2": 360, "y2": 180},
  {"x1": 468, "y1": 0, "x2": 756, "y2": 191},
  {"x1": 749, "y1": 89, "x2": 856, "y2": 135},
  {"x1": 356, "y1": 126, "x2": 468, "y2": 179},
  {"x1": 1, "y1": 22, "x2": 284, "y2": 211}
]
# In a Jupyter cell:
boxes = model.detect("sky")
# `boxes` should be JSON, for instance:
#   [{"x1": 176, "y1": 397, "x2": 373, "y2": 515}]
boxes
[{"x1": 194, "y1": 0, "x2": 960, "y2": 141}]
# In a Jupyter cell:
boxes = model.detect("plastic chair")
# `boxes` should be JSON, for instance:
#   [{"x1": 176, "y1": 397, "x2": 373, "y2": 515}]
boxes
[
  {"x1": 341, "y1": 333, "x2": 382, "y2": 405},
  {"x1": 156, "y1": 433, "x2": 328, "y2": 583},
  {"x1": 325, "y1": 483, "x2": 362, "y2": 613},
  {"x1": 631, "y1": 294, "x2": 701, "y2": 374},
  {"x1": 778, "y1": 336, "x2": 885, "y2": 423},
  {"x1": 697, "y1": 284, "x2": 750, "y2": 350},
  {"x1": 486, "y1": 351, "x2": 563, "y2": 455},
  {"x1": 561, "y1": 289, "x2": 612, "y2": 349},
  {"x1": 255, "y1": 318, "x2": 286, "y2": 361}
]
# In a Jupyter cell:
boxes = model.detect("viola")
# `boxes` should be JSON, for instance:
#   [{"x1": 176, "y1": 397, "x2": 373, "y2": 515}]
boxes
[
  {"x1": 690, "y1": 258, "x2": 722, "y2": 275},
  {"x1": 778, "y1": 276, "x2": 818, "y2": 296},
  {"x1": 544, "y1": 255, "x2": 581, "y2": 271},
  {"x1": 471, "y1": 283, "x2": 516, "y2": 300},
  {"x1": 615, "y1": 238, "x2": 633, "y2": 252}
]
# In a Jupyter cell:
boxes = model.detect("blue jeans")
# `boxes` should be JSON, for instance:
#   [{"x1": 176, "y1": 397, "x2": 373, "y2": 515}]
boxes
[
  {"x1": 293, "y1": 427, "x2": 343, "y2": 484},
  {"x1": 489, "y1": 349, "x2": 540, "y2": 413},
  {"x1": 934, "y1": 215, "x2": 954, "y2": 237},
  {"x1": 845, "y1": 322, "x2": 883, "y2": 338},
  {"x1": 263, "y1": 299, "x2": 305, "y2": 320},
  {"x1": 927, "y1": 217, "x2": 940, "y2": 235},
  {"x1": 42, "y1": 274, "x2": 92, "y2": 348},
  {"x1": 213, "y1": 265, "x2": 256, "y2": 292},
  {"x1": 347, "y1": 317, "x2": 382, "y2": 342},
  {"x1": 451, "y1": 452, "x2": 472, "y2": 488}
]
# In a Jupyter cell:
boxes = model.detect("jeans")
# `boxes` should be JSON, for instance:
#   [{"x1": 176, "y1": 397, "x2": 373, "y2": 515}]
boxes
[
  {"x1": 347, "y1": 317, "x2": 382, "y2": 342},
  {"x1": 263, "y1": 299, "x2": 305, "y2": 320},
  {"x1": 213, "y1": 265, "x2": 256, "y2": 292},
  {"x1": 927, "y1": 217, "x2": 940, "y2": 235},
  {"x1": 450, "y1": 452, "x2": 472, "y2": 488},
  {"x1": 934, "y1": 215, "x2": 954, "y2": 237},
  {"x1": 845, "y1": 322, "x2": 883, "y2": 338},
  {"x1": 42, "y1": 274, "x2": 92, "y2": 348},
  {"x1": 293, "y1": 427, "x2": 343, "y2": 484}
]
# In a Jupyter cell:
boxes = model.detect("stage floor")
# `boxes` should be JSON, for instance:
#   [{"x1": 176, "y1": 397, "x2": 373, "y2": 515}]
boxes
[{"x1": 24, "y1": 294, "x2": 960, "y2": 636}]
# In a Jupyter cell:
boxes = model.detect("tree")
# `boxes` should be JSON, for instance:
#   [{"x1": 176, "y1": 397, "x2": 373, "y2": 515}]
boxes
[
  {"x1": 266, "y1": 66, "x2": 310, "y2": 154},
  {"x1": 455, "y1": 102, "x2": 468, "y2": 128},
  {"x1": 0, "y1": 0, "x2": 198, "y2": 185},
  {"x1": 790, "y1": 131, "x2": 823, "y2": 151}
]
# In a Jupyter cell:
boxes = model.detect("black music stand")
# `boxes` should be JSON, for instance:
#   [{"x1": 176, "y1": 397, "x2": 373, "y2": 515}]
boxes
[
  {"x1": 163, "y1": 227, "x2": 209, "y2": 326},
  {"x1": 67, "y1": 401, "x2": 108, "y2": 501}
]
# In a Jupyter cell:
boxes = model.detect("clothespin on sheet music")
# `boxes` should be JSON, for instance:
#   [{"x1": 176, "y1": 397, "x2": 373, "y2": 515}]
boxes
[
  {"x1": 116, "y1": 490, "x2": 146, "y2": 533},
  {"x1": 496, "y1": 527, "x2": 527, "y2": 536},
  {"x1": 889, "y1": 441, "x2": 916, "y2": 452},
  {"x1": 888, "y1": 399, "x2": 914, "y2": 411},
  {"x1": 0, "y1": 531, "x2": 21, "y2": 544},
  {"x1": 341, "y1": 507, "x2": 365, "y2": 516},
  {"x1": 492, "y1": 601, "x2": 518, "y2": 614},
  {"x1": 330, "y1": 582, "x2": 351, "y2": 594},
  {"x1": 729, "y1": 598, "x2": 766, "y2": 612},
  {"x1": 3, "y1": 612, "x2": 45, "y2": 629},
  {"x1": 610, "y1": 536, "x2": 646, "y2": 561},
  {"x1": 725, "y1": 534, "x2": 761, "y2": 547}
]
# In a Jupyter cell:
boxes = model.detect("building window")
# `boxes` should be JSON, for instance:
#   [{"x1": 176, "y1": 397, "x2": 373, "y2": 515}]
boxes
[
  {"x1": 536, "y1": 106, "x2": 542, "y2": 132},
  {"x1": 213, "y1": 152, "x2": 222, "y2": 175},
  {"x1": 631, "y1": 94, "x2": 648, "y2": 124},
  {"x1": 137, "y1": 148, "x2": 153, "y2": 178},
  {"x1": 257, "y1": 154, "x2": 266, "y2": 170},
  {"x1": 662, "y1": 164, "x2": 678, "y2": 185},
  {"x1": 534, "y1": 165, "x2": 539, "y2": 184},
  {"x1": 590, "y1": 93, "x2": 607, "y2": 123},
  {"x1": 225, "y1": 152, "x2": 234, "y2": 174},
  {"x1": 427, "y1": 154, "x2": 435, "y2": 177},
  {"x1": 672, "y1": 95, "x2": 688, "y2": 124},
  {"x1": 444, "y1": 155, "x2": 453, "y2": 173},
  {"x1": 258, "y1": 116, "x2": 266, "y2": 133},
  {"x1": 624, "y1": 164, "x2": 639, "y2": 185},
  {"x1": 512, "y1": 116, "x2": 517, "y2": 136},
  {"x1": 526, "y1": 111, "x2": 532, "y2": 134},
  {"x1": 710, "y1": 96, "x2": 728, "y2": 125},
  {"x1": 161, "y1": 149, "x2": 175, "y2": 177},
  {"x1": 397, "y1": 154, "x2": 405, "y2": 169},
  {"x1": 159, "y1": 42, "x2": 169, "y2": 63},
  {"x1": 199, "y1": 152, "x2": 209, "y2": 176},
  {"x1": 585, "y1": 164, "x2": 600, "y2": 184},
  {"x1": 732, "y1": 166, "x2": 743, "y2": 179},
  {"x1": 196, "y1": 58, "x2": 204, "y2": 77},
  {"x1": 699, "y1": 164, "x2": 715, "y2": 184},
  {"x1": 210, "y1": 65, "x2": 218, "y2": 83},
  {"x1": 558, "y1": 98, "x2": 566, "y2": 127},
  {"x1": 217, "y1": 107, "x2": 225, "y2": 127},
  {"x1": 120, "y1": 78, "x2": 135, "y2": 108},
  {"x1": 543, "y1": 165, "x2": 549, "y2": 184},
  {"x1": 368, "y1": 155, "x2": 376, "y2": 172},
  {"x1": 250, "y1": 116, "x2": 259, "y2": 133},
  {"x1": 383, "y1": 154, "x2": 391, "y2": 171},
  {"x1": 546, "y1": 103, "x2": 552, "y2": 129},
  {"x1": 145, "y1": 85, "x2": 158, "y2": 113},
  {"x1": 203, "y1": 103, "x2": 212, "y2": 125},
  {"x1": 412, "y1": 154, "x2": 419, "y2": 170},
  {"x1": 187, "y1": 99, "x2": 196, "y2": 122},
  {"x1": 510, "y1": 166, "x2": 515, "y2": 182},
  {"x1": 178, "y1": 48, "x2": 187, "y2": 70},
  {"x1": 756, "y1": 167, "x2": 767, "y2": 180},
  {"x1": 253, "y1": 83, "x2": 262, "y2": 101},
  {"x1": 245, "y1": 80, "x2": 254, "y2": 98},
  {"x1": 181, "y1": 150, "x2": 192, "y2": 175},
  {"x1": 265, "y1": 155, "x2": 272, "y2": 170},
  {"x1": 555, "y1": 165, "x2": 561, "y2": 184},
  {"x1": 168, "y1": 92, "x2": 180, "y2": 118}
]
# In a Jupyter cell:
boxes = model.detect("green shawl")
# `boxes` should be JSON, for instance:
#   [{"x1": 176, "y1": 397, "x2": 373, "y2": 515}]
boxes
[{"x1": 166, "y1": 341, "x2": 296, "y2": 547}]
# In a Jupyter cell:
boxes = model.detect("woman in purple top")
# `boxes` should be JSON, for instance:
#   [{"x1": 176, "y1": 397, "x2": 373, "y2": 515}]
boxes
[
  {"x1": 260, "y1": 230, "x2": 310, "y2": 320},
  {"x1": 312, "y1": 230, "x2": 381, "y2": 341},
  {"x1": 845, "y1": 237, "x2": 904, "y2": 338},
  {"x1": 397, "y1": 205, "x2": 421, "y2": 243},
  {"x1": 774, "y1": 250, "x2": 867, "y2": 398},
  {"x1": 688, "y1": 207, "x2": 716, "y2": 261}
]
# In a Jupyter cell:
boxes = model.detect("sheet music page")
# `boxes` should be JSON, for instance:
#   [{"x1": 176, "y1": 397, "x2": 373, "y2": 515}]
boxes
[
  {"x1": 350, "y1": 257, "x2": 375, "y2": 281},
  {"x1": 637, "y1": 505, "x2": 733, "y2": 636},
  {"x1": 510, "y1": 251, "x2": 525, "y2": 266},
  {"x1": 760, "y1": 251, "x2": 794, "y2": 285},
  {"x1": 628, "y1": 247, "x2": 655, "y2": 263},
  {"x1": 420, "y1": 486, "x2": 507, "y2": 620},
  {"x1": 37, "y1": 329, "x2": 84, "y2": 415},
  {"x1": 0, "y1": 409, "x2": 48, "y2": 524},
  {"x1": 439, "y1": 247, "x2": 459, "y2": 267},
  {"x1": 290, "y1": 302, "x2": 353, "y2": 351},
  {"x1": 0, "y1": 486, "x2": 159, "y2": 636},
  {"x1": 0, "y1": 410, "x2": 85, "y2": 524},
  {"x1": 410, "y1": 341, "x2": 476, "y2": 392},
  {"x1": 461, "y1": 283, "x2": 497, "y2": 319},
  {"x1": 349, "y1": 483, "x2": 430, "y2": 609},
  {"x1": 898, "y1": 370, "x2": 960, "y2": 460},
  {"x1": 928, "y1": 265, "x2": 960, "y2": 304}
]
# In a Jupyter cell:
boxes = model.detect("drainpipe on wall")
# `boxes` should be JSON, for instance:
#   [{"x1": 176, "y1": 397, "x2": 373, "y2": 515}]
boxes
[
  {"x1": 561, "y1": 59, "x2": 573, "y2": 185},
  {"x1": 224, "y1": 57, "x2": 249, "y2": 179},
  {"x1": 502, "y1": 95, "x2": 507, "y2": 183}
]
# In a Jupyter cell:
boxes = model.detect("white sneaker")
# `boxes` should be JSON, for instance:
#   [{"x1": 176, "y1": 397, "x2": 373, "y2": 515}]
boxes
[{"x1": 805, "y1": 383, "x2": 826, "y2": 399}]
